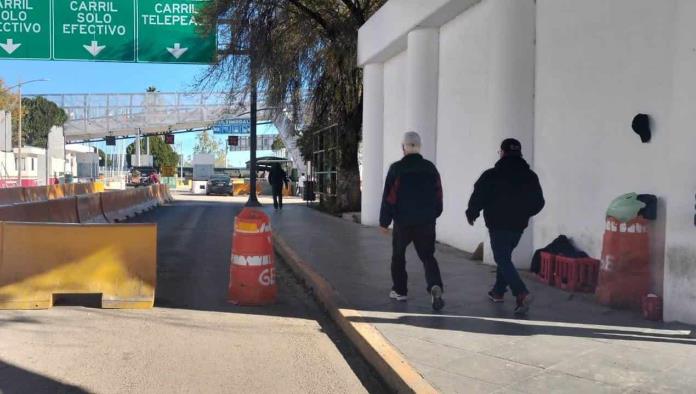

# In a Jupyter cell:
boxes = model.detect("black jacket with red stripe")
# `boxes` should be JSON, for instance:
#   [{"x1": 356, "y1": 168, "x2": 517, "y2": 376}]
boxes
[{"x1": 380, "y1": 154, "x2": 443, "y2": 228}]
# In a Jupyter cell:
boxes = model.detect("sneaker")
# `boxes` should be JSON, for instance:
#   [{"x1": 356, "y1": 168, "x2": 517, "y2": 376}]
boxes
[
  {"x1": 389, "y1": 290, "x2": 408, "y2": 301},
  {"x1": 514, "y1": 293, "x2": 534, "y2": 316},
  {"x1": 430, "y1": 285, "x2": 445, "y2": 311},
  {"x1": 488, "y1": 291, "x2": 504, "y2": 303}
]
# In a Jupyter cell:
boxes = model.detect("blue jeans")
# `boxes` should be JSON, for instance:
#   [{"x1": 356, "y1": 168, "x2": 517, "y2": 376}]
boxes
[{"x1": 489, "y1": 229, "x2": 528, "y2": 297}]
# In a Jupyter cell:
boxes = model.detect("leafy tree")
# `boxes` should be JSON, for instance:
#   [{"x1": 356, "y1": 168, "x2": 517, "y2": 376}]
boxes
[
  {"x1": 271, "y1": 135, "x2": 285, "y2": 152},
  {"x1": 193, "y1": 130, "x2": 227, "y2": 167},
  {"x1": 0, "y1": 79, "x2": 20, "y2": 124},
  {"x1": 126, "y1": 136, "x2": 179, "y2": 168},
  {"x1": 198, "y1": 0, "x2": 385, "y2": 211},
  {"x1": 5, "y1": 96, "x2": 67, "y2": 148}
]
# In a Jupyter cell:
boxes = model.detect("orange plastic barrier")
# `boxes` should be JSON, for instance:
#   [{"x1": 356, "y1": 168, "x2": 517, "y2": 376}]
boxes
[
  {"x1": 228, "y1": 208, "x2": 277, "y2": 305},
  {"x1": 0, "y1": 187, "x2": 25, "y2": 205},
  {"x1": 76, "y1": 194, "x2": 108, "y2": 223},
  {"x1": 596, "y1": 217, "x2": 651, "y2": 309},
  {"x1": 0, "y1": 198, "x2": 78, "y2": 223}
]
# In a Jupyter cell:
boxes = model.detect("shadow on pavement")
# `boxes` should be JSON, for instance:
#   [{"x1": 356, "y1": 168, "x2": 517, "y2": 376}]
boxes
[
  {"x1": 0, "y1": 359, "x2": 88, "y2": 393},
  {"x1": 348, "y1": 312, "x2": 696, "y2": 346}
]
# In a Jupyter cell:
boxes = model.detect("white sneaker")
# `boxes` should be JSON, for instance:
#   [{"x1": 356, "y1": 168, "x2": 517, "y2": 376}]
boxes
[{"x1": 389, "y1": 290, "x2": 408, "y2": 301}]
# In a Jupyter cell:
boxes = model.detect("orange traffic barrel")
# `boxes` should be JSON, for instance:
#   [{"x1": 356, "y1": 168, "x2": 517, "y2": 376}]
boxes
[{"x1": 228, "y1": 208, "x2": 277, "y2": 305}]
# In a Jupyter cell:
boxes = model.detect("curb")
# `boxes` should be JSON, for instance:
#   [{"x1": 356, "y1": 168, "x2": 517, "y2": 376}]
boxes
[{"x1": 273, "y1": 233, "x2": 438, "y2": 394}]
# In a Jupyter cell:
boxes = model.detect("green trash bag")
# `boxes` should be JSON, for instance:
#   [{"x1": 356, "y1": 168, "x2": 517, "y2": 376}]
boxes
[{"x1": 606, "y1": 193, "x2": 646, "y2": 223}]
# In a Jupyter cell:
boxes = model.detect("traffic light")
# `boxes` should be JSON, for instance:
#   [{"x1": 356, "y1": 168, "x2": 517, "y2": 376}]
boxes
[
  {"x1": 105, "y1": 136, "x2": 116, "y2": 146},
  {"x1": 228, "y1": 135, "x2": 239, "y2": 146},
  {"x1": 165, "y1": 133, "x2": 175, "y2": 144}
]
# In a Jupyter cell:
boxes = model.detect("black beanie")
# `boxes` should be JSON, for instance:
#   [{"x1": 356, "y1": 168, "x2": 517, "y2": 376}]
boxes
[
  {"x1": 632, "y1": 114, "x2": 651, "y2": 143},
  {"x1": 500, "y1": 138, "x2": 522, "y2": 155}
]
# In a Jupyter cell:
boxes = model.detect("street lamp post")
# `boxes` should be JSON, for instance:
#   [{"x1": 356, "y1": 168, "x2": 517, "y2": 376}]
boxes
[{"x1": 3, "y1": 78, "x2": 49, "y2": 186}]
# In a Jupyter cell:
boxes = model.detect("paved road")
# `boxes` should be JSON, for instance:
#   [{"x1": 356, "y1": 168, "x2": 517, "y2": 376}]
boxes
[{"x1": 0, "y1": 194, "x2": 382, "y2": 393}]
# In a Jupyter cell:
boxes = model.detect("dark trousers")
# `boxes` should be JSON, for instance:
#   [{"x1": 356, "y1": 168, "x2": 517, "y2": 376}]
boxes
[
  {"x1": 489, "y1": 229, "x2": 528, "y2": 296},
  {"x1": 391, "y1": 222, "x2": 443, "y2": 295},
  {"x1": 272, "y1": 186, "x2": 283, "y2": 209}
]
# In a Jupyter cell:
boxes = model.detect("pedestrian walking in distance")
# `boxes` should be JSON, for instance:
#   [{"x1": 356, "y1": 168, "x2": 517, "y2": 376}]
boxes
[
  {"x1": 268, "y1": 163, "x2": 288, "y2": 210},
  {"x1": 380, "y1": 131, "x2": 445, "y2": 311},
  {"x1": 466, "y1": 138, "x2": 545, "y2": 315}
]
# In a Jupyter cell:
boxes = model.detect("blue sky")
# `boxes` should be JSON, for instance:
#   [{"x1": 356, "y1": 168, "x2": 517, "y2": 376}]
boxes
[{"x1": 1, "y1": 60, "x2": 276, "y2": 167}]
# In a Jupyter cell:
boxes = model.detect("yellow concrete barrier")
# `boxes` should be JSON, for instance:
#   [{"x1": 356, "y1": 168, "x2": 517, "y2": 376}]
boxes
[{"x1": 0, "y1": 222, "x2": 157, "y2": 309}]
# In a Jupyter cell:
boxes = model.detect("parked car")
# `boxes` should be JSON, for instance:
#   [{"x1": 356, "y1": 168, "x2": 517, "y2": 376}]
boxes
[{"x1": 207, "y1": 175, "x2": 232, "y2": 196}]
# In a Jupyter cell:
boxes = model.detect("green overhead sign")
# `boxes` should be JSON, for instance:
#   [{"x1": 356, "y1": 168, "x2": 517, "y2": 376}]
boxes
[{"x1": 0, "y1": 0, "x2": 216, "y2": 63}]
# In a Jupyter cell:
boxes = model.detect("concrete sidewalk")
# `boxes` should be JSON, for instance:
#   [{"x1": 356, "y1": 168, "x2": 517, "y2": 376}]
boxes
[{"x1": 268, "y1": 204, "x2": 696, "y2": 393}]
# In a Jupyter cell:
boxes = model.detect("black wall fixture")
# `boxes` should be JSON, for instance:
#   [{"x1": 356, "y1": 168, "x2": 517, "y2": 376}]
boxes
[{"x1": 632, "y1": 113, "x2": 652, "y2": 143}]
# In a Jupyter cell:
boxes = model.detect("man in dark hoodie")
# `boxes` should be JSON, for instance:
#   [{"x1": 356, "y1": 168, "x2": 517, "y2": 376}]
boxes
[
  {"x1": 268, "y1": 163, "x2": 288, "y2": 210},
  {"x1": 380, "y1": 131, "x2": 445, "y2": 311},
  {"x1": 466, "y1": 138, "x2": 545, "y2": 315}
]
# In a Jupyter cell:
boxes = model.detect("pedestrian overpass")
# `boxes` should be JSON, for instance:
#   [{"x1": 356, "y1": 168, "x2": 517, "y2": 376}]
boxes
[{"x1": 35, "y1": 92, "x2": 306, "y2": 173}]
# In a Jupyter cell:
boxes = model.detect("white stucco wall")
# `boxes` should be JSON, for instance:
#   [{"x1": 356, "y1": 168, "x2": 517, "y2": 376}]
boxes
[
  {"x1": 535, "y1": 0, "x2": 696, "y2": 323},
  {"x1": 382, "y1": 50, "x2": 408, "y2": 178},
  {"x1": 361, "y1": 0, "x2": 696, "y2": 324},
  {"x1": 436, "y1": 0, "x2": 536, "y2": 265}
]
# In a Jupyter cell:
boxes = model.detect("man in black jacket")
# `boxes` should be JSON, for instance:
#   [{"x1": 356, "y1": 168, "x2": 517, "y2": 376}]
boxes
[
  {"x1": 268, "y1": 163, "x2": 288, "y2": 210},
  {"x1": 466, "y1": 138, "x2": 545, "y2": 315},
  {"x1": 380, "y1": 131, "x2": 445, "y2": 311}
]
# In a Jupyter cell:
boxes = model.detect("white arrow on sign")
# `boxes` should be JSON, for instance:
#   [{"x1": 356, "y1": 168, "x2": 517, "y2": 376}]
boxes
[
  {"x1": 83, "y1": 41, "x2": 106, "y2": 57},
  {"x1": 167, "y1": 43, "x2": 188, "y2": 59},
  {"x1": 0, "y1": 39, "x2": 21, "y2": 55}
]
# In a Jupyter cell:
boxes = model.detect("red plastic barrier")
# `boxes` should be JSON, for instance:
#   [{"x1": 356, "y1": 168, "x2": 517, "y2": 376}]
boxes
[
  {"x1": 228, "y1": 208, "x2": 276, "y2": 305},
  {"x1": 0, "y1": 187, "x2": 26, "y2": 205},
  {"x1": 596, "y1": 217, "x2": 651, "y2": 309}
]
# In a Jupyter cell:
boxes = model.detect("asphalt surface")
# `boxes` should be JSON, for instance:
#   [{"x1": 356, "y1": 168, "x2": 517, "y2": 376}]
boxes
[{"x1": 0, "y1": 194, "x2": 384, "y2": 393}]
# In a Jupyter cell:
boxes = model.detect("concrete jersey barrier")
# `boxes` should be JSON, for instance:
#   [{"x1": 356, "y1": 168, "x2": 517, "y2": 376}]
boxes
[
  {"x1": 0, "y1": 222, "x2": 157, "y2": 309},
  {"x1": 0, "y1": 188, "x2": 25, "y2": 205},
  {"x1": 22, "y1": 186, "x2": 51, "y2": 202},
  {"x1": 76, "y1": 194, "x2": 108, "y2": 224},
  {"x1": 0, "y1": 198, "x2": 79, "y2": 223},
  {"x1": 0, "y1": 184, "x2": 168, "y2": 224}
]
